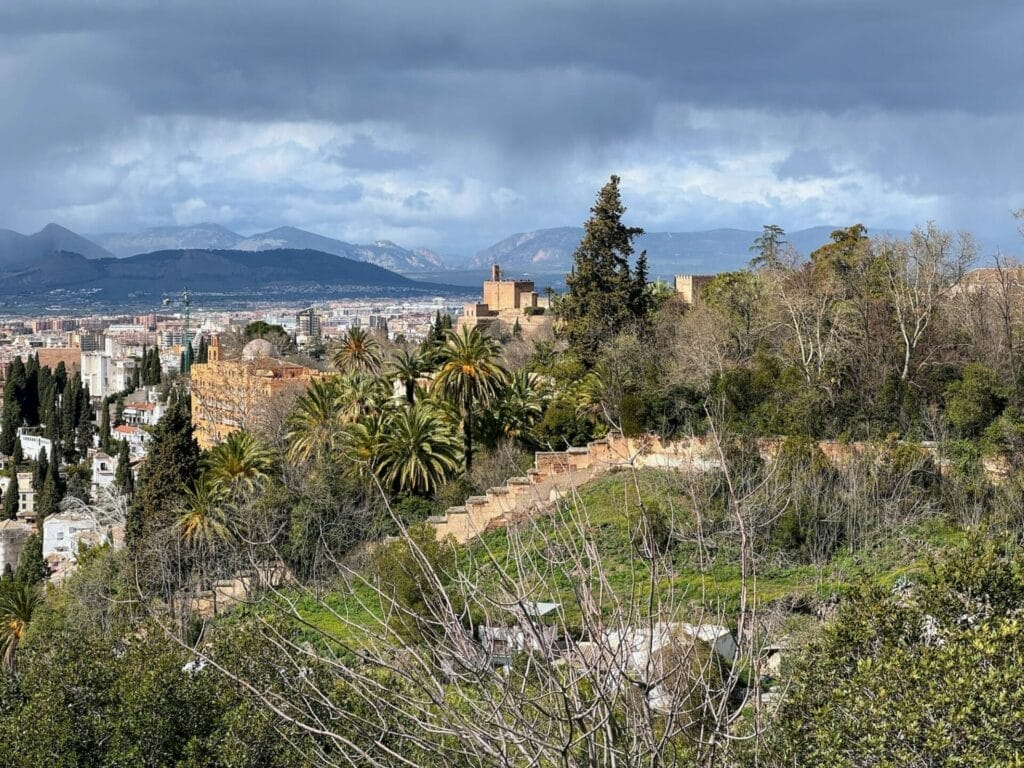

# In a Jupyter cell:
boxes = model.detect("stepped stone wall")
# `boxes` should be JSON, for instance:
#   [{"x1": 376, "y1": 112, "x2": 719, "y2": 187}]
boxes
[
  {"x1": 426, "y1": 432, "x2": 716, "y2": 543},
  {"x1": 426, "y1": 434, "x2": 980, "y2": 545}
]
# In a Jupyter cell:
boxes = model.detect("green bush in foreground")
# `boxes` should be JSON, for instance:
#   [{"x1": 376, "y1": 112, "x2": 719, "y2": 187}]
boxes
[{"x1": 768, "y1": 539, "x2": 1024, "y2": 766}]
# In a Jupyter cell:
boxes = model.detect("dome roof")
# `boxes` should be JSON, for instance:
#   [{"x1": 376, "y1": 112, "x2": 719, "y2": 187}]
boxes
[{"x1": 241, "y1": 338, "x2": 279, "y2": 361}]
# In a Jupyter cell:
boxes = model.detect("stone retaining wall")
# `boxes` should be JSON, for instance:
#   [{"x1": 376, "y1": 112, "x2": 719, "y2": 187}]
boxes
[
  {"x1": 426, "y1": 432, "x2": 718, "y2": 543},
  {"x1": 426, "y1": 433, "x2": 984, "y2": 545}
]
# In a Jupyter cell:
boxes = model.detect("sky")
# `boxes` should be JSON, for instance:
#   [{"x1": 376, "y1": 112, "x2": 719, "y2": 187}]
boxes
[{"x1": 1, "y1": 0, "x2": 1023, "y2": 258}]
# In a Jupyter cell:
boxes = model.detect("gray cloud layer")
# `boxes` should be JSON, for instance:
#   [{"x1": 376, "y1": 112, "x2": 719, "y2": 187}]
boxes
[{"x1": 1, "y1": 0, "x2": 1022, "y2": 256}]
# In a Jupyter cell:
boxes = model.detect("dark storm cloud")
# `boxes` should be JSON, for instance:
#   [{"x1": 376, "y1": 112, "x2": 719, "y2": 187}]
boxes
[
  {"x1": 0, "y1": 0, "x2": 1022, "y2": 254},
  {"x1": 775, "y1": 149, "x2": 840, "y2": 181}
]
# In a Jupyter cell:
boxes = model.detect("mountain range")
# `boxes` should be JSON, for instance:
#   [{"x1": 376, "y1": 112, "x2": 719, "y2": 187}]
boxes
[
  {"x1": 0, "y1": 247, "x2": 460, "y2": 307},
  {"x1": 88, "y1": 224, "x2": 444, "y2": 272},
  {"x1": 470, "y1": 225, "x2": 886, "y2": 274},
  {"x1": 4, "y1": 222, "x2": 991, "y2": 296}
]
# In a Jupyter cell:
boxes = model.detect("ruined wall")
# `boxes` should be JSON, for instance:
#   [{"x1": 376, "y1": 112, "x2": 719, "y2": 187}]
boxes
[
  {"x1": 426, "y1": 433, "x2": 967, "y2": 545},
  {"x1": 426, "y1": 432, "x2": 718, "y2": 544}
]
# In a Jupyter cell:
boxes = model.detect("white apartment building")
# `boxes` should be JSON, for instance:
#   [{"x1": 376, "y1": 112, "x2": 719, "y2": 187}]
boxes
[{"x1": 80, "y1": 352, "x2": 138, "y2": 399}]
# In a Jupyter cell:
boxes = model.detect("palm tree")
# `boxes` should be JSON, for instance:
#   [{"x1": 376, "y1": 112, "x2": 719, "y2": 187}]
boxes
[
  {"x1": 204, "y1": 431, "x2": 273, "y2": 497},
  {"x1": 574, "y1": 371, "x2": 606, "y2": 421},
  {"x1": 0, "y1": 582, "x2": 40, "y2": 672},
  {"x1": 375, "y1": 403, "x2": 461, "y2": 496},
  {"x1": 175, "y1": 476, "x2": 231, "y2": 550},
  {"x1": 389, "y1": 349, "x2": 432, "y2": 404},
  {"x1": 339, "y1": 410, "x2": 388, "y2": 485},
  {"x1": 433, "y1": 326, "x2": 508, "y2": 472},
  {"x1": 287, "y1": 377, "x2": 343, "y2": 463},
  {"x1": 335, "y1": 371, "x2": 390, "y2": 422},
  {"x1": 332, "y1": 327, "x2": 383, "y2": 373},
  {"x1": 495, "y1": 370, "x2": 546, "y2": 442}
]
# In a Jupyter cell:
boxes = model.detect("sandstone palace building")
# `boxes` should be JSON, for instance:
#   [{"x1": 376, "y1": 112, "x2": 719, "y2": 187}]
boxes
[
  {"x1": 190, "y1": 336, "x2": 319, "y2": 449},
  {"x1": 458, "y1": 264, "x2": 552, "y2": 337}
]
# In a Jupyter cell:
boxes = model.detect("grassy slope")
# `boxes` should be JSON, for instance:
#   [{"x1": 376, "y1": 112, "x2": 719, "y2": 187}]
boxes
[{"x1": 295, "y1": 468, "x2": 963, "y2": 646}]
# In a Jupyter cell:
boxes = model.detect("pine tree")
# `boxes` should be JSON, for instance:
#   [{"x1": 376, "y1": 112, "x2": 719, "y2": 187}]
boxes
[
  {"x1": 114, "y1": 439, "x2": 134, "y2": 498},
  {"x1": 559, "y1": 175, "x2": 651, "y2": 365},
  {"x1": 750, "y1": 224, "x2": 787, "y2": 268},
  {"x1": 2, "y1": 472, "x2": 18, "y2": 520}
]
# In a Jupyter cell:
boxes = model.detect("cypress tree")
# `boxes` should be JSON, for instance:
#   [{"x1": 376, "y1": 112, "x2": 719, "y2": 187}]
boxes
[
  {"x1": 42, "y1": 385, "x2": 59, "y2": 442},
  {"x1": 150, "y1": 347, "x2": 161, "y2": 383},
  {"x1": 0, "y1": 360, "x2": 25, "y2": 455},
  {"x1": 33, "y1": 449, "x2": 48, "y2": 492},
  {"x1": 40, "y1": 464, "x2": 62, "y2": 520},
  {"x1": 99, "y1": 402, "x2": 112, "y2": 453},
  {"x1": 127, "y1": 394, "x2": 200, "y2": 550},
  {"x1": 15, "y1": 533, "x2": 46, "y2": 585},
  {"x1": 3, "y1": 472, "x2": 18, "y2": 520},
  {"x1": 10, "y1": 439, "x2": 23, "y2": 468},
  {"x1": 21, "y1": 355, "x2": 40, "y2": 427},
  {"x1": 61, "y1": 375, "x2": 80, "y2": 461},
  {"x1": 37, "y1": 366, "x2": 54, "y2": 427},
  {"x1": 53, "y1": 361, "x2": 68, "y2": 395},
  {"x1": 114, "y1": 439, "x2": 134, "y2": 498}
]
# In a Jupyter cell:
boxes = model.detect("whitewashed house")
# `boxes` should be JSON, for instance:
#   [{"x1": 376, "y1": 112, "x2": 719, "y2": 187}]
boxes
[
  {"x1": 43, "y1": 511, "x2": 103, "y2": 563},
  {"x1": 91, "y1": 451, "x2": 117, "y2": 494},
  {"x1": 113, "y1": 425, "x2": 149, "y2": 457},
  {"x1": 122, "y1": 401, "x2": 165, "y2": 427}
]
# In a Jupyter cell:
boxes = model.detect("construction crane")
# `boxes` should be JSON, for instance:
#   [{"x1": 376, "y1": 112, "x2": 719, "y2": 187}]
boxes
[{"x1": 162, "y1": 288, "x2": 193, "y2": 374}]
